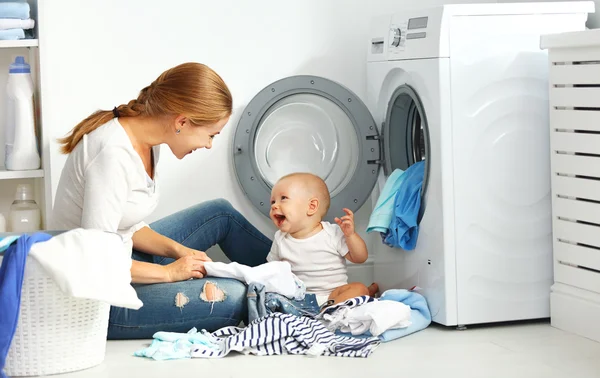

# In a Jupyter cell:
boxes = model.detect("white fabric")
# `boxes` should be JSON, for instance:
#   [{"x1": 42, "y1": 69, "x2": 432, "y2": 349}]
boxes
[
  {"x1": 29, "y1": 228, "x2": 143, "y2": 309},
  {"x1": 0, "y1": 18, "x2": 34, "y2": 30},
  {"x1": 321, "y1": 300, "x2": 412, "y2": 337},
  {"x1": 52, "y1": 118, "x2": 159, "y2": 247},
  {"x1": 267, "y1": 221, "x2": 348, "y2": 298},
  {"x1": 204, "y1": 261, "x2": 305, "y2": 300}
]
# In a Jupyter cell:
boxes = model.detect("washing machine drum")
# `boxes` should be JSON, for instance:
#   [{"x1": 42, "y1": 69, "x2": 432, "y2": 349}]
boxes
[{"x1": 232, "y1": 75, "x2": 430, "y2": 222}]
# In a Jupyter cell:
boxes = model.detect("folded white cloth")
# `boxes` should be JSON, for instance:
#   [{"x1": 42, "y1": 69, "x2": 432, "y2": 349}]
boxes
[
  {"x1": 322, "y1": 300, "x2": 412, "y2": 336},
  {"x1": 0, "y1": 18, "x2": 34, "y2": 30},
  {"x1": 204, "y1": 261, "x2": 305, "y2": 300},
  {"x1": 29, "y1": 228, "x2": 142, "y2": 309}
]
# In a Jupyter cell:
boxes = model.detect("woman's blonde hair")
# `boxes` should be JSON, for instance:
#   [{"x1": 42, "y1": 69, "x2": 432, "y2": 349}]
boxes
[{"x1": 58, "y1": 62, "x2": 232, "y2": 154}]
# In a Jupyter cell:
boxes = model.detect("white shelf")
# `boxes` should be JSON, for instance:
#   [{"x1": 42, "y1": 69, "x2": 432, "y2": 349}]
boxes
[
  {"x1": 0, "y1": 39, "x2": 38, "y2": 49},
  {"x1": 0, "y1": 167, "x2": 44, "y2": 180}
]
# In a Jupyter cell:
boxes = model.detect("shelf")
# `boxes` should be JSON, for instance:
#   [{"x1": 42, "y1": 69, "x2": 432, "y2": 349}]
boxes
[
  {"x1": 0, "y1": 167, "x2": 44, "y2": 180},
  {"x1": 0, "y1": 39, "x2": 38, "y2": 49}
]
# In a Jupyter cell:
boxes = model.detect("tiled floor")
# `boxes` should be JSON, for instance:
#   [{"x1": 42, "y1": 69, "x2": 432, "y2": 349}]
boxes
[{"x1": 45, "y1": 320, "x2": 600, "y2": 378}]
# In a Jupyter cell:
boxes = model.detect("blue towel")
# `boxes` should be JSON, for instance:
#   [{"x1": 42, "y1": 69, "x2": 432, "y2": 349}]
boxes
[
  {"x1": 0, "y1": 2, "x2": 29, "y2": 20},
  {"x1": 0, "y1": 233, "x2": 52, "y2": 378},
  {"x1": 377, "y1": 289, "x2": 431, "y2": 342},
  {"x1": 332, "y1": 289, "x2": 431, "y2": 342},
  {"x1": 384, "y1": 161, "x2": 425, "y2": 250},
  {"x1": 366, "y1": 168, "x2": 405, "y2": 234},
  {"x1": 0, "y1": 28, "x2": 24, "y2": 40}
]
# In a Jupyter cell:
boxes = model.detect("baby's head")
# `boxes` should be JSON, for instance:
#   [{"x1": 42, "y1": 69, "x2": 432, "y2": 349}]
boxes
[{"x1": 269, "y1": 172, "x2": 330, "y2": 234}]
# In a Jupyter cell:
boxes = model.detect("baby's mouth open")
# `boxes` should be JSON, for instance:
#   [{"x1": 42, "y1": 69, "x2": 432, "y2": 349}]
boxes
[{"x1": 274, "y1": 214, "x2": 286, "y2": 227}]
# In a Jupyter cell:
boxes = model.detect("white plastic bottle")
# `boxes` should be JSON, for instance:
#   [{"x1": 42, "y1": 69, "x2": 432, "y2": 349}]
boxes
[
  {"x1": 5, "y1": 56, "x2": 39, "y2": 171},
  {"x1": 8, "y1": 184, "x2": 41, "y2": 232}
]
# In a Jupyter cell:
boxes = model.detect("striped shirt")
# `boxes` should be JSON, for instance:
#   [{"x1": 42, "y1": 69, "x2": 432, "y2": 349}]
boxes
[{"x1": 190, "y1": 312, "x2": 380, "y2": 358}]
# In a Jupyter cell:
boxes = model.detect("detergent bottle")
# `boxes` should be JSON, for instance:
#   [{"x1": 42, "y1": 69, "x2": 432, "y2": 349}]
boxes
[
  {"x1": 8, "y1": 184, "x2": 41, "y2": 232},
  {"x1": 4, "y1": 56, "x2": 39, "y2": 171}
]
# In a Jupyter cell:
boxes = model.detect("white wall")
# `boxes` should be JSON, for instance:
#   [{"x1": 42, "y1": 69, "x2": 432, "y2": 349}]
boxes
[{"x1": 38, "y1": 0, "x2": 590, "y2": 280}]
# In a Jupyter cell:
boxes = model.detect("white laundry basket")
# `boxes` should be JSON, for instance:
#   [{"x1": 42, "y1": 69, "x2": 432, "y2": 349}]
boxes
[{"x1": 1, "y1": 253, "x2": 110, "y2": 376}]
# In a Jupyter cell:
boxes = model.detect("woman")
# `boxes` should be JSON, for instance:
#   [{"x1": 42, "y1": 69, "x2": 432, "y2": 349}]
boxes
[{"x1": 52, "y1": 62, "x2": 272, "y2": 339}]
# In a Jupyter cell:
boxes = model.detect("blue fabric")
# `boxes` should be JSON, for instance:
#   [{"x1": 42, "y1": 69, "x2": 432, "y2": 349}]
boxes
[
  {"x1": 377, "y1": 289, "x2": 431, "y2": 341},
  {"x1": 107, "y1": 199, "x2": 273, "y2": 340},
  {"x1": 0, "y1": 2, "x2": 29, "y2": 19},
  {"x1": 366, "y1": 168, "x2": 405, "y2": 234},
  {"x1": 133, "y1": 327, "x2": 217, "y2": 361},
  {"x1": 384, "y1": 161, "x2": 425, "y2": 250},
  {"x1": 0, "y1": 236, "x2": 18, "y2": 253},
  {"x1": 329, "y1": 290, "x2": 431, "y2": 342},
  {"x1": 0, "y1": 28, "x2": 23, "y2": 40},
  {"x1": 247, "y1": 282, "x2": 320, "y2": 323},
  {"x1": 0, "y1": 233, "x2": 52, "y2": 378}
]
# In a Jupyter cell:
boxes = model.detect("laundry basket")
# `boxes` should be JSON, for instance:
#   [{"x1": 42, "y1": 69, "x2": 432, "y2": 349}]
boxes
[{"x1": 1, "y1": 251, "x2": 110, "y2": 376}]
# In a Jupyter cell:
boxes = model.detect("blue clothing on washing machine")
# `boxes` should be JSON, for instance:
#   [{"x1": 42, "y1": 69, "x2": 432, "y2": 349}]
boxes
[
  {"x1": 366, "y1": 168, "x2": 405, "y2": 234},
  {"x1": 384, "y1": 161, "x2": 425, "y2": 250}
]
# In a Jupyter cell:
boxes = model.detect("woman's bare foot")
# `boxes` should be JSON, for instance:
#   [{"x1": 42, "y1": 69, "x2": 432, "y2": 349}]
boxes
[{"x1": 368, "y1": 283, "x2": 379, "y2": 297}]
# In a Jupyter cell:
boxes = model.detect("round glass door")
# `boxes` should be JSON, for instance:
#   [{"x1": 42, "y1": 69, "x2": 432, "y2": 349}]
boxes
[
  {"x1": 233, "y1": 76, "x2": 381, "y2": 221},
  {"x1": 384, "y1": 85, "x2": 430, "y2": 223}
]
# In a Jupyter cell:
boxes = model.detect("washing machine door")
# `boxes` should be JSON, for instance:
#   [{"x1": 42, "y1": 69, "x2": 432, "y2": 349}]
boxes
[
  {"x1": 233, "y1": 75, "x2": 381, "y2": 222},
  {"x1": 381, "y1": 84, "x2": 431, "y2": 222}
]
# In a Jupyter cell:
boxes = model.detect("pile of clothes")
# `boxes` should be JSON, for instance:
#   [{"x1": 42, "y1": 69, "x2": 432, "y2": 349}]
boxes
[
  {"x1": 134, "y1": 261, "x2": 432, "y2": 360},
  {"x1": 0, "y1": 2, "x2": 35, "y2": 40}
]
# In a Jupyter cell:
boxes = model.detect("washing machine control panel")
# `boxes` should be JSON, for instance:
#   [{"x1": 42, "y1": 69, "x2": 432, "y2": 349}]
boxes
[
  {"x1": 389, "y1": 16, "x2": 430, "y2": 51},
  {"x1": 390, "y1": 27, "x2": 403, "y2": 47},
  {"x1": 367, "y1": 7, "x2": 445, "y2": 62}
]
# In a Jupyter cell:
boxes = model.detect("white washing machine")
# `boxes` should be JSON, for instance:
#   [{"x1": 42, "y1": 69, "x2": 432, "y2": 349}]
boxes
[
  {"x1": 232, "y1": 2, "x2": 593, "y2": 327},
  {"x1": 367, "y1": 2, "x2": 593, "y2": 327}
]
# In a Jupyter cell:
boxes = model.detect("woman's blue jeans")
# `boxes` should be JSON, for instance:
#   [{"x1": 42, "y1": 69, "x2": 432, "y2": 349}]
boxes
[{"x1": 107, "y1": 199, "x2": 272, "y2": 339}]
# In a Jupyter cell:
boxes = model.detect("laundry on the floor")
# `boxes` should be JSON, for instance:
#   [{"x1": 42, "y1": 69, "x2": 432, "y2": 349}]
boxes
[
  {"x1": 0, "y1": 2, "x2": 31, "y2": 40},
  {"x1": 366, "y1": 168, "x2": 406, "y2": 234},
  {"x1": 383, "y1": 161, "x2": 425, "y2": 250},
  {"x1": 375, "y1": 289, "x2": 431, "y2": 342},
  {"x1": 28, "y1": 228, "x2": 143, "y2": 309},
  {"x1": 134, "y1": 313, "x2": 380, "y2": 360},
  {"x1": 318, "y1": 289, "x2": 431, "y2": 342},
  {"x1": 247, "y1": 282, "x2": 321, "y2": 323},
  {"x1": 190, "y1": 313, "x2": 380, "y2": 358},
  {"x1": 0, "y1": 233, "x2": 52, "y2": 378},
  {"x1": 133, "y1": 328, "x2": 218, "y2": 361},
  {"x1": 320, "y1": 296, "x2": 412, "y2": 337},
  {"x1": 204, "y1": 261, "x2": 305, "y2": 300}
]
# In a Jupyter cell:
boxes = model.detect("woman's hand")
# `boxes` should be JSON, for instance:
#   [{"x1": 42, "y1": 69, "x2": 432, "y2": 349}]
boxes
[
  {"x1": 164, "y1": 254, "x2": 208, "y2": 282},
  {"x1": 176, "y1": 245, "x2": 213, "y2": 262}
]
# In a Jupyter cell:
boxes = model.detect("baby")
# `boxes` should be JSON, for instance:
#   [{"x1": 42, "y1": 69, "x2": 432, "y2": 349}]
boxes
[{"x1": 267, "y1": 172, "x2": 378, "y2": 309}]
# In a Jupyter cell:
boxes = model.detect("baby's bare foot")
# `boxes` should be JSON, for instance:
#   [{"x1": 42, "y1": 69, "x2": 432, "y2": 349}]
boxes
[{"x1": 368, "y1": 283, "x2": 379, "y2": 297}]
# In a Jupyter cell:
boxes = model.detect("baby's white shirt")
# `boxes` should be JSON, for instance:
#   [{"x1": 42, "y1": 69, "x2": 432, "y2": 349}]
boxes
[{"x1": 266, "y1": 221, "x2": 349, "y2": 298}]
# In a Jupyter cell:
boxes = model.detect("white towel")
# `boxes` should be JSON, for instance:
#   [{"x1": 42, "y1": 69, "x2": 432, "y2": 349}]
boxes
[
  {"x1": 204, "y1": 261, "x2": 305, "y2": 300},
  {"x1": 0, "y1": 18, "x2": 34, "y2": 30},
  {"x1": 322, "y1": 300, "x2": 412, "y2": 336},
  {"x1": 28, "y1": 228, "x2": 143, "y2": 309}
]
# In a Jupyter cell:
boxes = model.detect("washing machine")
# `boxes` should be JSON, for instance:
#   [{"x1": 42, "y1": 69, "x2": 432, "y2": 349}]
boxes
[{"x1": 232, "y1": 2, "x2": 594, "y2": 327}]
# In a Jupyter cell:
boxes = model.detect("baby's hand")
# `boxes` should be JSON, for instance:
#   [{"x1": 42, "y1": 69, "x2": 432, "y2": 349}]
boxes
[{"x1": 334, "y1": 208, "x2": 355, "y2": 237}]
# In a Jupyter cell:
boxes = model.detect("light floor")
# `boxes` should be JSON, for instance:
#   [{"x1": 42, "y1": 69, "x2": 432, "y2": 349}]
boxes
[{"x1": 47, "y1": 320, "x2": 600, "y2": 378}]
